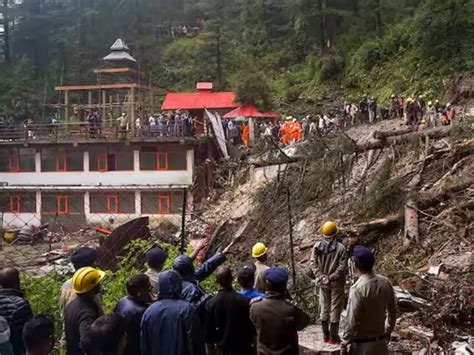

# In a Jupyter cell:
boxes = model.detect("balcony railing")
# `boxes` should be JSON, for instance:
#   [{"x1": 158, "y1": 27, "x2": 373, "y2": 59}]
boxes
[{"x1": 0, "y1": 121, "x2": 194, "y2": 142}]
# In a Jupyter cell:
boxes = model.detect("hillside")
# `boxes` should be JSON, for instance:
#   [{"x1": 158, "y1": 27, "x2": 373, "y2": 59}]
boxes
[
  {"x1": 191, "y1": 115, "x2": 473, "y2": 352},
  {"x1": 1, "y1": 0, "x2": 473, "y2": 119}
]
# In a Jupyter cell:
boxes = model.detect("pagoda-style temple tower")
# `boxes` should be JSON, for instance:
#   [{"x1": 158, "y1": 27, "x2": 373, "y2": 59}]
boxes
[{"x1": 54, "y1": 38, "x2": 167, "y2": 134}]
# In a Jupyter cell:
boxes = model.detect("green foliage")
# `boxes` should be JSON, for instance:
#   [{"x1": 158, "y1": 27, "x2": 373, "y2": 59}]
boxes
[
  {"x1": 101, "y1": 239, "x2": 189, "y2": 313},
  {"x1": 160, "y1": 34, "x2": 221, "y2": 90},
  {"x1": 22, "y1": 272, "x2": 66, "y2": 337},
  {"x1": 0, "y1": 60, "x2": 42, "y2": 120},
  {"x1": 22, "y1": 239, "x2": 219, "y2": 332},
  {"x1": 1, "y1": 0, "x2": 472, "y2": 113},
  {"x1": 233, "y1": 57, "x2": 273, "y2": 111},
  {"x1": 378, "y1": 247, "x2": 427, "y2": 283}
]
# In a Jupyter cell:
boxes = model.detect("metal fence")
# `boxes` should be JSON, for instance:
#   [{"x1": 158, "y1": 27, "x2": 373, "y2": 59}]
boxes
[{"x1": 0, "y1": 185, "x2": 192, "y2": 273}]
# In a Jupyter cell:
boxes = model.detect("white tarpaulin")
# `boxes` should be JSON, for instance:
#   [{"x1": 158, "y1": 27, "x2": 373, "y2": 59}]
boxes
[{"x1": 205, "y1": 109, "x2": 229, "y2": 159}]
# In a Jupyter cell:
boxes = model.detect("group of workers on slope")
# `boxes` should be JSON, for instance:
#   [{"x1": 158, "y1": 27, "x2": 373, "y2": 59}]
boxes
[
  {"x1": 346, "y1": 94, "x2": 457, "y2": 129},
  {"x1": 0, "y1": 221, "x2": 397, "y2": 355},
  {"x1": 230, "y1": 116, "x2": 311, "y2": 147},
  {"x1": 386, "y1": 95, "x2": 457, "y2": 128}
]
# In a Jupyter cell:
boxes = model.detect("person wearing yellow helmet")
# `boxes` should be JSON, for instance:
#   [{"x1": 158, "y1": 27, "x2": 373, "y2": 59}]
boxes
[
  {"x1": 252, "y1": 242, "x2": 270, "y2": 293},
  {"x1": 64, "y1": 267, "x2": 105, "y2": 355},
  {"x1": 59, "y1": 246, "x2": 98, "y2": 348},
  {"x1": 310, "y1": 221, "x2": 348, "y2": 344}
]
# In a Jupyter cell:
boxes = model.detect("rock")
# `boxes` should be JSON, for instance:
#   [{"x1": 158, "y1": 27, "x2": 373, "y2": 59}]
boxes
[{"x1": 298, "y1": 325, "x2": 340, "y2": 354}]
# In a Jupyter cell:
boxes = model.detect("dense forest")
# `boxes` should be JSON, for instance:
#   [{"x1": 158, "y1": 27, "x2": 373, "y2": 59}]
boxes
[{"x1": 0, "y1": 0, "x2": 473, "y2": 118}]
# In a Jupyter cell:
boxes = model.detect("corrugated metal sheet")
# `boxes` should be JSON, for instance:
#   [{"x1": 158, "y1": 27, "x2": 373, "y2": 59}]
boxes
[{"x1": 161, "y1": 92, "x2": 238, "y2": 110}]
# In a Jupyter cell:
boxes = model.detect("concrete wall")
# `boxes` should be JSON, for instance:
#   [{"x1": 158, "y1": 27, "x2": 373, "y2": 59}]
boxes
[{"x1": 1, "y1": 213, "x2": 41, "y2": 230}]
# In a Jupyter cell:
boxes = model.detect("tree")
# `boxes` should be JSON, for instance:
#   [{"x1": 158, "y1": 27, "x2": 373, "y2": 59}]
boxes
[{"x1": 233, "y1": 57, "x2": 273, "y2": 111}]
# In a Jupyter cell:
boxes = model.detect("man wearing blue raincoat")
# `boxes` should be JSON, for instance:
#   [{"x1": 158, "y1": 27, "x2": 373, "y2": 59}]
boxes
[{"x1": 141, "y1": 270, "x2": 205, "y2": 355}]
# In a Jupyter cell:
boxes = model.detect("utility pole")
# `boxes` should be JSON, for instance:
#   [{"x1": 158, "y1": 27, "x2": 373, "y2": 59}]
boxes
[
  {"x1": 286, "y1": 185, "x2": 297, "y2": 286},
  {"x1": 180, "y1": 188, "x2": 187, "y2": 254}
]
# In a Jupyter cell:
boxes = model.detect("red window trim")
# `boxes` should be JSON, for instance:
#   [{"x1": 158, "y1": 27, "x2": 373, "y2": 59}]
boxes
[
  {"x1": 8, "y1": 151, "x2": 19, "y2": 172},
  {"x1": 97, "y1": 153, "x2": 108, "y2": 172},
  {"x1": 42, "y1": 194, "x2": 83, "y2": 215},
  {"x1": 158, "y1": 194, "x2": 171, "y2": 214},
  {"x1": 90, "y1": 192, "x2": 134, "y2": 214},
  {"x1": 106, "y1": 195, "x2": 119, "y2": 213},
  {"x1": 57, "y1": 151, "x2": 67, "y2": 172},
  {"x1": 6, "y1": 149, "x2": 36, "y2": 173},
  {"x1": 141, "y1": 151, "x2": 188, "y2": 171},
  {"x1": 93, "y1": 151, "x2": 133, "y2": 172},
  {"x1": 9, "y1": 195, "x2": 20, "y2": 213},
  {"x1": 157, "y1": 152, "x2": 168, "y2": 171},
  {"x1": 41, "y1": 149, "x2": 83, "y2": 172},
  {"x1": 58, "y1": 195, "x2": 68, "y2": 215}
]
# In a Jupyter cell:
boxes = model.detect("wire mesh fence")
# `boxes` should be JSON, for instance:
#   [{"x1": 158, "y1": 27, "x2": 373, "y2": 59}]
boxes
[{"x1": 0, "y1": 185, "x2": 188, "y2": 273}]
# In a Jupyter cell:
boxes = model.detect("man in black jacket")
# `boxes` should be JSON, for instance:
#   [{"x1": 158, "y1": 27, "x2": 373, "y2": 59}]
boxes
[
  {"x1": 114, "y1": 274, "x2": 153, "y2": 355},
  {"x1": 64, "y1": 267, "x2": 105, "y2": 355},
  {"x1": 0, "y1": 268, "x2": 33, "y2": 355},
  {"x1": 206, "y1": 266, "x2": 255, "y2": 355}
]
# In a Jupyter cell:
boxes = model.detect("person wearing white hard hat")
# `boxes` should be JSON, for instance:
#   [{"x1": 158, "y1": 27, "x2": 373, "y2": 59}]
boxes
[{"x1": 426, "y1": 101, "x2": 437, "y2": 127}]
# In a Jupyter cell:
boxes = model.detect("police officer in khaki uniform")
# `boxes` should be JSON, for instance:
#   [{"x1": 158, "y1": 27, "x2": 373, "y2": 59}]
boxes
[
  {"x1": 310, "y1": 221, "x2": 348, "y2": 344},
  {"x1": 250, "y1": 267, "x2": 310, "y2": 354},
  {"x1": 341, "y1": 246, "x2": 397, "y2": 355}
]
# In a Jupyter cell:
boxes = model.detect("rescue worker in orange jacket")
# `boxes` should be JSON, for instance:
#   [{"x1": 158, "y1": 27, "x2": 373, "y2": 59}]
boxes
[
  {"x1": 280, "y1": 118, "x2": 292, "y2": 145},
  {"x1": 241, "y1": 123, "x2": 250, "y2": 146},
  {"x1": 291, "y1": 119, "x2": 303, "y2": 142}
]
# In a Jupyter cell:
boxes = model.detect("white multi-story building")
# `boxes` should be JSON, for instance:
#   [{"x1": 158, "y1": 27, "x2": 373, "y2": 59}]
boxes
[{"x1": 0, "y1": 136, "x2": 198, "y2": 231}]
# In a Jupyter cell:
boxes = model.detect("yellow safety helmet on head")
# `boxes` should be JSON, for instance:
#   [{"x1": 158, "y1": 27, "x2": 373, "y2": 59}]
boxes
[
  {"x1": 322, "y1": 221, "x2": 338, "y2": 238},
  {"x1": 72, "y1": 267, "x2": 105, "y2": 294},
  {"x1": 252, "y1": 242, "x2": 267, "y2": 258}
]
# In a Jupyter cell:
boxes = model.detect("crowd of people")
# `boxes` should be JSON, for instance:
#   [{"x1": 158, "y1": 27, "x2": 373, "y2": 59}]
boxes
[
  {"x1": 224, "y1": 94, "x2": 458, "y2": 148},
  {"x1": 0, "y1": 220, "x2": 397, "y2": 355}
]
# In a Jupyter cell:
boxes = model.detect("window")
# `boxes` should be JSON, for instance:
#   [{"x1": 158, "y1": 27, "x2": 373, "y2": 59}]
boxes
[
  {"x1": 0, "y1": 192, "x2": 36, "y2": 213},
  {"x1": 141, "y1": 191, "x2": 183, "y2": 214},
  {"x1": 89, "y1": 192, "x2": 135, "y2": 214},
  {"x1": 139, "y1": 148, "x2": 187, "y2": 171},
  {"x1": 0, "y1": 148, "x2": 36, "y2": 172},
  {"x1": 41, "y1": 148, "x2": 83, "y2": 172},
  {"x1": 89, "y1": 147, "x2": 133, "y2": 171},
  {"x1": 41, "y1": 193, "x2": 84, "y2": 215}
]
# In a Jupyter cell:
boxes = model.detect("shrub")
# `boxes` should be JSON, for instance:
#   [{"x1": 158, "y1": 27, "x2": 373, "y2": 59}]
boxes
[
  {"x1": 22, "y1": 240, "x2": 219, "y2": 338},
  {"x1": 319, "y1": 54, "x2": 344, "y2": 81}
]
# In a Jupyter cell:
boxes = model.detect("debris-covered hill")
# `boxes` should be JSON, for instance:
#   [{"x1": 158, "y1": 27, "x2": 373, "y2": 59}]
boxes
[{"x1": 193, "y1": 116, "x2": 473, "y2": 353}]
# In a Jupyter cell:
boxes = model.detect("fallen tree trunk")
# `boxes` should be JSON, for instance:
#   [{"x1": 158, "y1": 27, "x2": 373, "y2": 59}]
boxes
[
  {"x1": 418, "y1": 178, "x2": 474, "y2": 209},
  {"x1": 404, "y1": 197, "x2": 419, "y2": 248},
  {"x1": 373, "y1": 127, "x2": 413, "y2": 140},
  {"x1": 355, "y1": 124, "x2": 466, "y2": 152},
  {"x1": 346, "y1": 213, "x2": 401, "y2": 235},
  {"x1": 252, "y1": 123, "x2": 472, "y2": 167}
]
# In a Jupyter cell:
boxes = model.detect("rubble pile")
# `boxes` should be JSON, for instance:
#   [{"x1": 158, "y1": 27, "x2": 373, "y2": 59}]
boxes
[{"x1": 193, "y1": 116, "x2": 474, "y2": 352}]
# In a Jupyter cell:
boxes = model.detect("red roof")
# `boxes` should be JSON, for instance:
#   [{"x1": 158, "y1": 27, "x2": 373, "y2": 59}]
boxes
[
  {"x1": 161, "y1": 92, "x2": 238, "y2": 110},
  {"x1": 223, "y1": 103, "x2": 279, "y2": 118}
]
